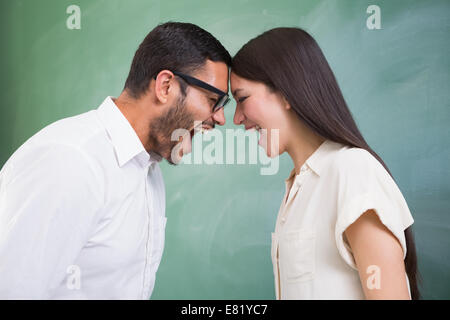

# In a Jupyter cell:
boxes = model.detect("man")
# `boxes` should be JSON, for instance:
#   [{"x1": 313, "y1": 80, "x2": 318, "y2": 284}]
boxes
[{"x1": 0, "y1": 22, "x2": 231, "y2": 299}]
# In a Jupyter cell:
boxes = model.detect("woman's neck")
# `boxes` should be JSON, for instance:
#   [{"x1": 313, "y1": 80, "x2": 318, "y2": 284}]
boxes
[{"x1": 286, "y1": 122, "x2": 326, "y2": 176}]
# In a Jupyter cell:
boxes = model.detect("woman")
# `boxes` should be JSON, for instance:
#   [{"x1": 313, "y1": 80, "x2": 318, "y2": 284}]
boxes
[{"x1": 230, "y1": 28, "x2": 420, "y2": 299}]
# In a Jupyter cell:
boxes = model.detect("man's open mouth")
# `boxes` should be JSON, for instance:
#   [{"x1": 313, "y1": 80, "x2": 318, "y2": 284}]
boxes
[{"x1": 189, "y1": 125, "x2": 213, "y2": 139}]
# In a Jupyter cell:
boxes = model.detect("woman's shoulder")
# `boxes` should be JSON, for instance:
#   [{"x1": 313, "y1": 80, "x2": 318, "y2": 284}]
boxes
[
  {"x1": 328, "y1": 142, "x2": 385, "y2": 178},
  {"x1": 327, "y1": 143, "x2": 408, "y2": 213}
]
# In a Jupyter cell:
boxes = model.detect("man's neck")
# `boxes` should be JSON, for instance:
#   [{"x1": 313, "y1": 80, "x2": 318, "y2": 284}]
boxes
[{"x1": 113, "y1": 92, "x2": 155, "y2": 152}]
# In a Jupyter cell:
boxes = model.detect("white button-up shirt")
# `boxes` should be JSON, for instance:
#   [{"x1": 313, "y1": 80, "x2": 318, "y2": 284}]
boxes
[
  {"x1": 0, "y1": 96, "x2": 166, "y2": 299},
  {"x1": 271, "y1": 140, "x2": 414, "y2": 299}
]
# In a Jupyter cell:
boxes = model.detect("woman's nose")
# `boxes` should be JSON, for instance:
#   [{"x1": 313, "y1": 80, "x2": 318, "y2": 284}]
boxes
[{"x1": 233, "y1": 104, "x2": 245, "y2": 125}]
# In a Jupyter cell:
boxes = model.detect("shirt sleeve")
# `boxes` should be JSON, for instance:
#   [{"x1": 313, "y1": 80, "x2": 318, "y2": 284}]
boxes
[
  {"x1": 0, "y1": 143, "x2": 104, "y2": 299},
  {"x1": 334, "y1": 148, "x2": 414, "y2": 270}
]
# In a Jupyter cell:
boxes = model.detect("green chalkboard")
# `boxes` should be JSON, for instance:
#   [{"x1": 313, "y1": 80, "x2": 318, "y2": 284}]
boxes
[{"x1": 1, "y1": 0, "x2": 449, "y2": 299}]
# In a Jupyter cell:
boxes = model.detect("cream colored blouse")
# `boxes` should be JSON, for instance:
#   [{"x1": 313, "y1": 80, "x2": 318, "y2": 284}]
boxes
[{"x1": 271, "y1": 140, "x2": 414, "y2": 299}]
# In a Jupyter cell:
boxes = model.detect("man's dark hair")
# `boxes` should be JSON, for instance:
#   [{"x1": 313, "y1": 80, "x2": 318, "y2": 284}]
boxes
[{"x1": 124, "y1": 22, "x2": 231, "y2": 99}]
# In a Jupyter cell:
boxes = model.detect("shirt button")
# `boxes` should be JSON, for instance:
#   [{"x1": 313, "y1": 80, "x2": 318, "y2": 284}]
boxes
[{"x1": 281, "y1": 217, "x2": 286, "y2": 223}]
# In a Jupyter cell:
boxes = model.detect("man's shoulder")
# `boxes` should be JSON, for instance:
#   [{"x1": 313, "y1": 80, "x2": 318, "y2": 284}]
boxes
[
  {"x1": 29, "y1": 109, "x2": 105, "y2": 147},
  {"x1": 2, "y1": 108, "x2": 113, "y2": 174},
  {"x1": 24, "y1": 108, "x2": 114, "y2": 161}
]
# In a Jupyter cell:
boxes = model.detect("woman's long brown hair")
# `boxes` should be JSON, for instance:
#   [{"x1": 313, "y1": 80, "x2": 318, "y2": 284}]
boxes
[{"x1": 232, "y1": 27, "x2": 420, "y2": 299}]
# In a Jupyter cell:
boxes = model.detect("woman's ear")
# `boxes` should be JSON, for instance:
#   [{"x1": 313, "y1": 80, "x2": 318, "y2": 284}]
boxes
[
  {"x1": 272, "y1": 90, "x2": 291, "y2": 110},
  {"x1": 281, "y1": 94, "x2": 291, "y2": 110},
  {"x1": 153, "y1": 70, "x2": 175, "y2": 104}
]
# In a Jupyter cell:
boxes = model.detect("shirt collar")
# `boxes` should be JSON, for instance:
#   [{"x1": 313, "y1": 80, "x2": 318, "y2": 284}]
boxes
[
  {"x1": 96, "y1": 96, "x2": 163, "y2": 168},
  {"x1": 285, "y1": 139, "x2": 343, "y2": 181}
]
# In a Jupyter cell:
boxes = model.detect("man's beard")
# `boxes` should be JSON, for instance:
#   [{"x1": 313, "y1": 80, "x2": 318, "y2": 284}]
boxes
[{"x1": 148, "y1": 94, "x2": 194, "y2": 165}]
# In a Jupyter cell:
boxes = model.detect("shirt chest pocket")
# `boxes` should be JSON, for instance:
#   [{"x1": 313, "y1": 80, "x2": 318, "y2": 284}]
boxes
[{"x1": 278, "y1": 229, "x2": 315, "y2": 283}]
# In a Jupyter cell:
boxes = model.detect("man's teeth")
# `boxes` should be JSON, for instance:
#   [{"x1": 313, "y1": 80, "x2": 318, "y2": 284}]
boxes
[
  {"x1": 200, "y1": 127, "x2": 208, "y2": 134},
  {"x1": 192, "y1": 127, "x2": 211, "y2": 136}
]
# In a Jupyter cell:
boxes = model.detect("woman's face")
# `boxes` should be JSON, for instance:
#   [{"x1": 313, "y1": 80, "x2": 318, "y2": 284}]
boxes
[{"x1": 230, "y1": 72, "x2": 292, "y2": 158}]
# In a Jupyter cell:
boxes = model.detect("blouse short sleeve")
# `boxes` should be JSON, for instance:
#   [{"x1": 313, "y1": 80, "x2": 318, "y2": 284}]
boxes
[{"x1": 334, "y1": 148, "x2": 415, "y2": 270}]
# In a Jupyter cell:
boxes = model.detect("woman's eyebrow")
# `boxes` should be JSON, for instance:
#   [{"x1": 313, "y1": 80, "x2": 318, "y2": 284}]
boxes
[{"x1": 232, "y1": 88, "x2": 243, "y2": 97}]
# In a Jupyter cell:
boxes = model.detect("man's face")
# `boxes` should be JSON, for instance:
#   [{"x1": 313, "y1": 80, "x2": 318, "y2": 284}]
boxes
[{"x1": 149, "y1": 60, "x2": 229, "y2": 165}]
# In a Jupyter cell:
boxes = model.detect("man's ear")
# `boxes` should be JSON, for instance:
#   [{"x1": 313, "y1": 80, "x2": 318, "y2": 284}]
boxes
[{"x1": 153, "y1": 70, "x2": 175, "y2": 104}]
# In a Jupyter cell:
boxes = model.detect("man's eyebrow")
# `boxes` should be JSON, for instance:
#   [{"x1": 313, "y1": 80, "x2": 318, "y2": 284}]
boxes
[{"x1": 208, "y1": 94, "x2": 218, "y2": 101}]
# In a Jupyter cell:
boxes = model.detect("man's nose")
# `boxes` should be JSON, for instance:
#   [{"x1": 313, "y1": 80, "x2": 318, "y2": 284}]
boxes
[
  {"x1": 212, "y1": 108, "x2": 226, "y2": 126},
  {"x1": 233, "y1": 104, "x2": 245, "y2": 125}
]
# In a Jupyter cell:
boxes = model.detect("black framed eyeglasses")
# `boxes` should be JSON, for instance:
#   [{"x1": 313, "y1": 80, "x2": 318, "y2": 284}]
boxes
[{"x1": 154, "y1": 71, "x2": 230, "y2": 113}]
